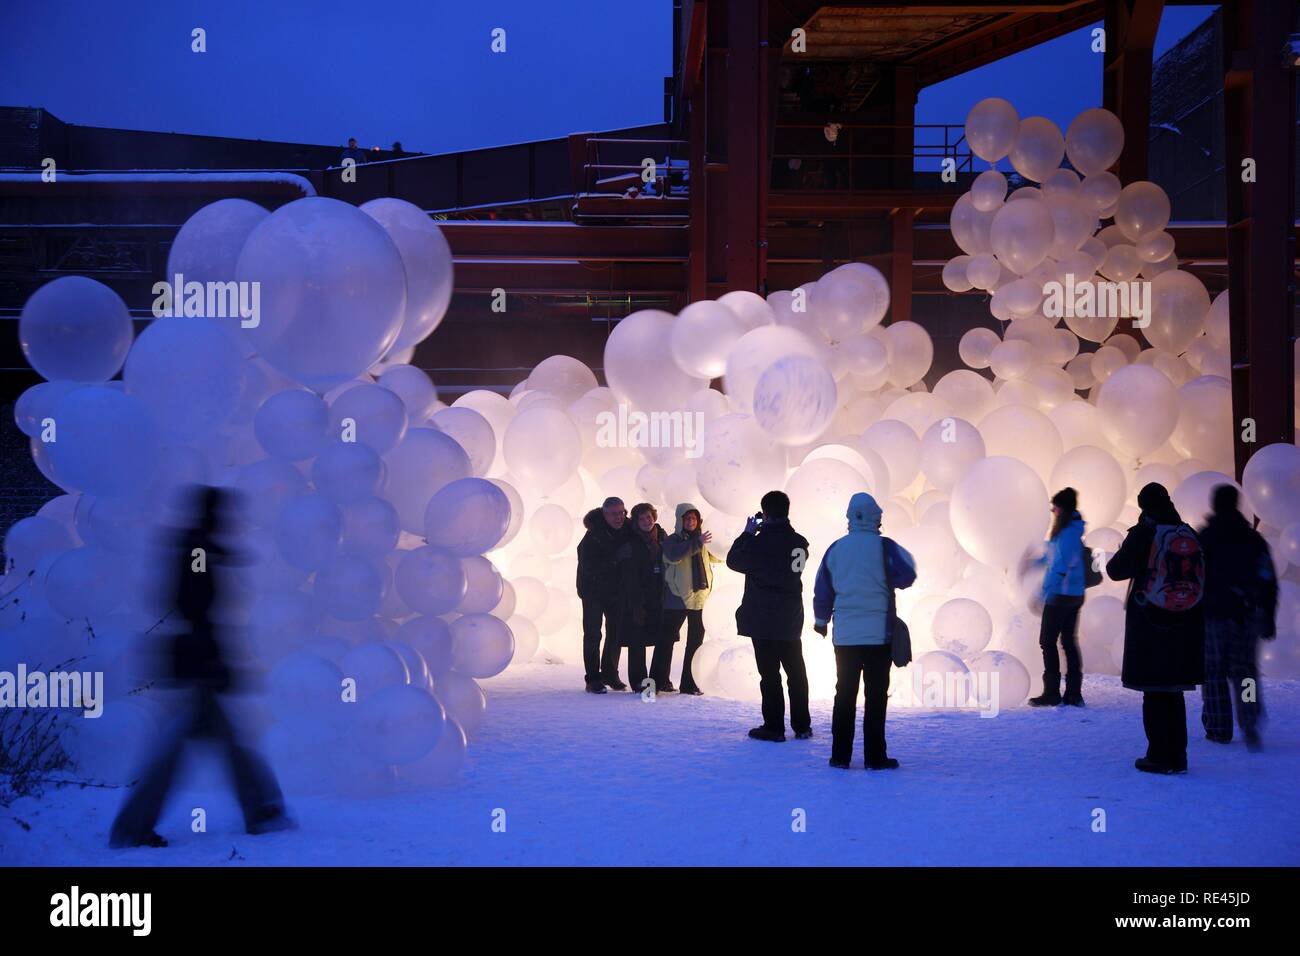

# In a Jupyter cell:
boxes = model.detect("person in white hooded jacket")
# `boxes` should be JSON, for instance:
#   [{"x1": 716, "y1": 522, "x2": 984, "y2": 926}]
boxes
[{"x1": 812, "y1": 492, "x2": 916, "y2": 770}]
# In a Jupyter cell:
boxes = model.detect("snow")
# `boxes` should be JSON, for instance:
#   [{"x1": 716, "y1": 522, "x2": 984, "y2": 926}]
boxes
[{"x1": 5, "y1": 662, "x2": 1298, "y2": 866}]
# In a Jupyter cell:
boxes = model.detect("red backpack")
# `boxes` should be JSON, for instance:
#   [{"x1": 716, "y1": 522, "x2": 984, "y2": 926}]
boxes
[{"x1": 1134, "y1": 523, "x2": 1204, "y2": 612}]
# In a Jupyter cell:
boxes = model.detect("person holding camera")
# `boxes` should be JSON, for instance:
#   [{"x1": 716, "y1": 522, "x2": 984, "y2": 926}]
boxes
[{"x1": 725, "y1": 491, "x2": 812, "y2": 742}]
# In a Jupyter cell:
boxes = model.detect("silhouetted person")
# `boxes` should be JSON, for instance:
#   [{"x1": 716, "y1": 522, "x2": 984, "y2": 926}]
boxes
[
  {"x1": 656, "y1": 502, "x2": 723, "y2": 695},
  {"x1": 1198, "y1": 484, "x2": 1277, "y2": 750},
  {"x1": 110, "y1": 486, "x2": 292, "y2": 848},
  {"x1": 1106, "y1": 482, "x2": 1205, "y2": 775},
  {"x1": 1028, "y1": 487, "x2": 1088, "y2": 706},
  {"x1": 340, "y1": 137, "x2": 367, "y2": 165},
  {"x1": 813, "y1": 493, "x2": 916, "y2": 769},
  {"x1": 576, "y1": 497, "x2": 629, "y2": 692},
  {"x1": 727, "y1": 490, "x2": 812, "y2": 741},
  {"x1": 618, "y1": 503, "x2": 666, "y2": 694}
]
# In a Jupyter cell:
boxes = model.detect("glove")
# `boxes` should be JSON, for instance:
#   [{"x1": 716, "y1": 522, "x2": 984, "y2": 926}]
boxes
[
  {"x1": 744, "y1": 515, "x2": 762, "y2": 535},
  {"x1": 813, "y1": 622, "x2": 828, "y2": 637}
]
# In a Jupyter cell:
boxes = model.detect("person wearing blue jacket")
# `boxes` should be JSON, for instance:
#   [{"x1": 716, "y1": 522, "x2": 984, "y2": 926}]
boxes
[
  {"x1": 812, "y1": 492, "x2": 916, "y2": 770},
  {"x1": 1027, "y1": 487, "x2": 1088, "y2": 707}
]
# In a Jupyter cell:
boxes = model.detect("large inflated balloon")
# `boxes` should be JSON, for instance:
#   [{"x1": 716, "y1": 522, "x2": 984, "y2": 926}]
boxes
[
  {"x1": 236, "y1": 197, "x2": 407, "y2": 390},
  {"x1": 19, "y1": 276, "x2": 133, "y2": 383},
  {"x1": 1096, "y1": 363, "x2": 1179, "y2": 458},
  {"x1": 724, "y1": 325, "x2": 820, "y2": 414},
  {"x1": 424, "y1": 477, "x2": 512, "y2": 555},
  {"x1": 951, "y1": 456, "x2": 1049, "y2": 569},
  {"x1": 1009, "y1": 117, "x2": 1065, "y2": 184},
  {"x1": 1142, "y1": 269, "x2": 1210, "y2": 355},
  {"x1": 46, "y1": 387, "x2": 159, "y2": 496},
  {"x1": 503, "y1": 405, "x2": 581, "y2": 494},
  {"x1": 360, "y1": 197, "x2": 453, "y2": 351},
  {"x1": 753, "y1": 355, "x2": 837, "y2": 445},
  {"x1": 605, "y1": 310, "x2": 707, "y2": 413},
  {"x1": 1242, "y1": 443, "x2": 1300, "y2": 529},
  {"x1": 1064, "y1": 108, "x2": 1124, "y2": 177},
  {"x1": 384, "y1": 428, "x2": 472, "y2": 533},
  {"x1": 965, "y1": 98, "x2": 1019, "y2": 163},
  {"x1": 670, "y1": 301, "x2": 744, "y2": 379},
  {"x1": 1049, "y1": 444, "x2": 1127, "y2": 529},
  {"x1": 989, "y1": 197, "x2": 1055, "y2": 275},
  {"x1": 695, "y1": 414, "x2": 787, "y2": 516}
]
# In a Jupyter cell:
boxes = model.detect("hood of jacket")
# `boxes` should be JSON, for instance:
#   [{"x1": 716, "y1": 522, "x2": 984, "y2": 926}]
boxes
[
  {"x1": 846, "y1": 492, "x2": 882, "y2": 533},
  {"x1": 673, "y1": 501, "x2": 702, "y2": 536},
  {"x1": 584, "y1": 507, "x2": 626, "y2": 534}
]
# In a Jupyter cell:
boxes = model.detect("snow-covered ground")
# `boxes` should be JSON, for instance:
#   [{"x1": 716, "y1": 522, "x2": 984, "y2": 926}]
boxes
[{"x1": 5, "y1": 661, "x2": 1298, "y2": 866}]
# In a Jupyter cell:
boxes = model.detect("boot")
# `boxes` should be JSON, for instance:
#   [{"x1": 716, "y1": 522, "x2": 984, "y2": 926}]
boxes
[
  {"x1": 585, "y1": 680, "x2": 608, "y2": 694},
  {"x1": 1028, "y1": 690, "x2": 1061, "y2": 707},
  {"x1": 748, "y1": 726, "x2": 785, "y2": 742},
  {"x1": 866, "y1": 757, "x2": 900, "y2": 770}
]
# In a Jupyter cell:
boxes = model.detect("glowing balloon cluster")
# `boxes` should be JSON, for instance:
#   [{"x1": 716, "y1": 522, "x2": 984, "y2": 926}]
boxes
[{"x1": 4, "y1": 196, "x2": 499, "y2": 794}]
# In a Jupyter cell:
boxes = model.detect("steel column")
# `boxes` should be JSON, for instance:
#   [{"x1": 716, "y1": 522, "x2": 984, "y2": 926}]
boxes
[{"x1": 1223, "y1": 0, "x2": 1298, "y2": 478}]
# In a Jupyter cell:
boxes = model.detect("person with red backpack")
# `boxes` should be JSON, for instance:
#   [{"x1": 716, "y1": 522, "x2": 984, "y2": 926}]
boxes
[{"x1": 1105, "y1": 482, "x2": 1206, "y2": 775}]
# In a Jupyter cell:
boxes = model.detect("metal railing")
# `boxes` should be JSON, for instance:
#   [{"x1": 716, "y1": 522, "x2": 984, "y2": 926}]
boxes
[
  {"x1": 771, "y1": 121, "x2": 974, "y2": 191},
  {"x1": 581, "y1": 137, "x2": 689, "y2": 197}
]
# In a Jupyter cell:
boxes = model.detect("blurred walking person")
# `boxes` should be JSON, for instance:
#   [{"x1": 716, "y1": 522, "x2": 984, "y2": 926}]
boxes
[
  {"x1": 1106, "y1": 482, "x2": 1205, "y2": 775},
  {"x1": 110, "y1": 486, "x2": 292, "y2": 848},
  {"x1": 726, "y1": 491, "x2": 812, "y2": 741},
  {"x1": 813, "y1": 493, "x2": 916, "y2": 769},
  {"x1": 1027, "y1": 487, "x2": 1089, "y2": 706},
  {"x1": 577, "y1": 497, "x2": 630, "y2": 693},
  {"x1": 655, "y1": 503, "x2": 723, "y2": 695},
  {"x1": 1198, "y1": 484, "x2": 1277, "y2": 750},
  {"x1": 618, "y1": 503, "x2": 667, "y2": 694}
]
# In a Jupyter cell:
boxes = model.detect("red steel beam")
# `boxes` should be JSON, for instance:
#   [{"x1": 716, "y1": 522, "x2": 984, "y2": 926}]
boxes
[
  {"x1": 439, "y1": 221, "x2": 688, "y2": 261},
  {"x1": 1223, "y1": 0, "x2": 1297, "y2": 478},
  {"x1": 1103, "y1": 0, "x2": 1165, "y2": 184},
  {"x1": 725, "y1": 0, "x2": 767, "y2": 295}
]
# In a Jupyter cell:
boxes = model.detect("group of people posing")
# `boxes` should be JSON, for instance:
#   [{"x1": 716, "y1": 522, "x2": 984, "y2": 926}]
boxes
[{"x1": 576, "y1": 479, "x2": 1279, "y2": 775}]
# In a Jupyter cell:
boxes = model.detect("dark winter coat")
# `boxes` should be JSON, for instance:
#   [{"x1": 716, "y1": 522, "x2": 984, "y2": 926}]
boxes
[
  {"x1": 1198, "y1": 510, "x2": 1278, "y2": 631},
  {"x1": 576, "y1": 508, "x2": 628, "y2": 605},
  {"x1": 617, "y1": 524, "x2": 667, "y2": 647},
  {"x1": 169, "y1": 527, "x2": 234, "y2": 691},
  {"x1": 1106, "y1": 515, "x2": 1206, "y2": 692},
  {"x1": 726, "y1": 518, "x2": 810, "y2": 641}
]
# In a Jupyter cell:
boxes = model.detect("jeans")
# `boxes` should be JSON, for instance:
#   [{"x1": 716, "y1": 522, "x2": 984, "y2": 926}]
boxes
[{"x1": 1039, "y1": 599, "x2": 1083, "y2": 697}]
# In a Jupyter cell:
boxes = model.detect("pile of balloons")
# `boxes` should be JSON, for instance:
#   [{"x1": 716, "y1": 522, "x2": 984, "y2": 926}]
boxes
[
  {"x1": 3, "y1": 196, "x2": 510, "y2": 795},
  {"x1": 458, "y1": 99, "x2": 1300, "y2": 707}
]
